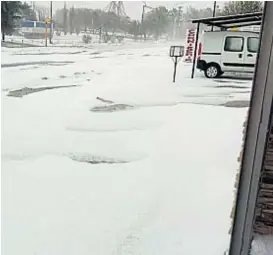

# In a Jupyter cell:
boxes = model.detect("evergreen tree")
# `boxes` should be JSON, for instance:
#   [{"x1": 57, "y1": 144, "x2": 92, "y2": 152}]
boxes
[
  {"x1": 1, "y1": 1, "x2": 23, "y2": 41},
  {"x1": 21, "y1": 2, "x2": 37, "y2": 21},
  {"x1": 144, "y1": 6, "x2": 169, "y2": 40}
]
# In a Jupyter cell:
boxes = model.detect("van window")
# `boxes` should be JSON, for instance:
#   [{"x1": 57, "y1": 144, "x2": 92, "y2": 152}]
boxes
[
  {"x1": 224, "y1": 36, "x2": 244, "y2": 52},
  {"x1": 247, "y1": 37, "x2": 259, "y2": 53}
]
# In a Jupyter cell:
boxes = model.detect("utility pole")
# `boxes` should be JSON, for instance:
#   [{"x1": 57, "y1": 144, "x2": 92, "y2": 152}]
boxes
[
  {"x1": 45, "y1": 20, "x2": 48, "y2": 47},
  {"x1": 172, "y1": 15, "x2": 176, "y2": 40},
  {"x1": 211, "y1": 1, "x2": 217, "y2": 31},
  {"x1": 49, "y1": 1, "x2": 53, "y2": 44},
  {"x1": 141, "y1": 3, "x2": 146, "y2": 41},
  {"x1": 141, "y1": 2, "x2": 153, "y2": 41},
  {"x1": 63, "y1": 1, "x2": 67, "y2": 35},
  {"x1": 177, "y1": 6, "x2": 182, "y2": 39}
]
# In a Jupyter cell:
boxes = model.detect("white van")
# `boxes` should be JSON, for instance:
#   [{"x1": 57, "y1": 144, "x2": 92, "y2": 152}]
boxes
[{"x1": 196, "y1": 31, "x2": 260, "y2": 78}]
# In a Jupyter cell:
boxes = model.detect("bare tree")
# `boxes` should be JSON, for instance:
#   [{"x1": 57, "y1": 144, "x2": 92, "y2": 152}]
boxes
[
  {"x1": 221, "y1": 1, "x2": 263, "y2": 15},
  {"x1": 69, "y1": 6, "x2": 75, "y2": 34},
  {"x1": 63, "y1": 2, "x2": 68, "y2": 35},
  {"x1": 35, "y1": 5, "x2": 48, "y2": 21}
]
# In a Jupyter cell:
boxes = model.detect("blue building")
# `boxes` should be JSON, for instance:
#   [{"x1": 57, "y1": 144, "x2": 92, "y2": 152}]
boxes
[{"x1": 22, "y1": 21, "x2": 55, "y2": 39}]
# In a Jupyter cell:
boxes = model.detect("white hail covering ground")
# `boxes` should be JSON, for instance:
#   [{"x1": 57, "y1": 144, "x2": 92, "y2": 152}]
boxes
[{"x1": 2, "y1": 41, "x2": 268, "y2": 255}]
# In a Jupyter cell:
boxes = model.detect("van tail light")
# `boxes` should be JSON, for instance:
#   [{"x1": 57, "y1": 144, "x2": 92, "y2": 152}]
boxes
[{"x1": 198, "y1": 42, "x2": 202, "y2": 56}]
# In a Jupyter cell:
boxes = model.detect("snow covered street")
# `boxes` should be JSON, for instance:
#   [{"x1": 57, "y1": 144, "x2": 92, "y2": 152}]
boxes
[{"x1": 2, "y1": 42, "x2": 251, "y2": 255}]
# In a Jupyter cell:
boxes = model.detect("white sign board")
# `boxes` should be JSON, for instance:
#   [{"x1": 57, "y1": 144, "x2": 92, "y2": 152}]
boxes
[
  {"x1": 184, "y1": 28, "x2": 196, "y2": 63},
  {"x1": 169, "y1": 46, "x2": 184, "y2": 57},
  {"x1": 174, "y1": 47, "x2": 181, "y2": 56}
]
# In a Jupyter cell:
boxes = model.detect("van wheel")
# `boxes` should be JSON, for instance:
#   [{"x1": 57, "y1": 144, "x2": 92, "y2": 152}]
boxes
[{"x1": 205, "y1": 64, "x2": 221, "y2": 78}]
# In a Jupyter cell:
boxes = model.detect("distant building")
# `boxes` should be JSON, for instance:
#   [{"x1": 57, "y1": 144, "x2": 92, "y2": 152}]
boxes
[{"x1": 22, "y1": 21, "x2": 55, "y2": 39}]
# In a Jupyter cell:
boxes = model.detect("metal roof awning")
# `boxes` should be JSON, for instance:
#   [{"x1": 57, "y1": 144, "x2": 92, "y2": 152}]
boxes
[
  {"x1": 190, "y1": 12, "x2": 263, "y2": 79},
  {"x1": 192, "y1": 12, "x2": 263, "y2": 29}
]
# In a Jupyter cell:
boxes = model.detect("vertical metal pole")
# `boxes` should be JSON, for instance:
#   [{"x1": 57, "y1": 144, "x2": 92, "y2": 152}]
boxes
[
  {"x1": 99, "y1": 27, "x2": 102, "y2": 44},
  {"x1": 172, "y1": 15, "x2": 177, "y2": 40},
  {"x1": 191, "y1": 22, "x2": 200, "y2": 79},
  {"x1": 49, "y1": 1, "x2": 53, "y2": 44},
  {"x1": 212, "y1": 1, "x2": 217, "y2": 17},
  {"x1": 229, "y1": 2, "x2": 273, "y2": 255},
  {"x1": 211, "y1": 1, "x2": 217, "y2": 31},
  {"x1": 141, "y1": 5, "x2": 146, "y2": 41},
  {"x1": 177, "y1": 6, "x2": 182, "y2": 39},
  {"x1": 45, "y1": 22, "x2": 48, "y2": 47},
  {"x1": 173, "y1": 57, "x2": 178, "y2": 83},
  {"x1": 63, "y1": 1, "x2": 67, "y2": 35}
]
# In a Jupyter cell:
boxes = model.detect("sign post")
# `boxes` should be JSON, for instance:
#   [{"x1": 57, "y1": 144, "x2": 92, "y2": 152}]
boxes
[
  {"x1": 169, "y1": 46, "x2": 184, "y2": 83},
  {"x1": 45, "y1": 18, "x2": 51, "y2": 47},
  {"x1": 45, "y1": 22, "x2": 48, "y2": 47}
]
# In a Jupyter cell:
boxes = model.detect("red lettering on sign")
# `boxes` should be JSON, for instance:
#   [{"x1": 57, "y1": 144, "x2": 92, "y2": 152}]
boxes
[{"x1": 184, "y1": 29, "x2": 197, "y2": 63}]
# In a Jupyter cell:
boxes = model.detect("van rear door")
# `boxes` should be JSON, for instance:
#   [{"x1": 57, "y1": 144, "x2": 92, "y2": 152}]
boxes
[
  {"x1": 243, "y1": 36, "x2": 259, "y2": 73},
  {"x1": 221, "y1": 36, "x2": 245, "y2": 72}
]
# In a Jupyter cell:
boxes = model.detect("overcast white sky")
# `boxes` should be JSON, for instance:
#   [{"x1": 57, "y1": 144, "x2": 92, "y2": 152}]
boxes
[{"x1": 33, "y1": 1, "x2": 218, "y2": 20}]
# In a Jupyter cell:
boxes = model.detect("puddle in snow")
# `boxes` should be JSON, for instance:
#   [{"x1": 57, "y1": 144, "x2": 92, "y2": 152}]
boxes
[
  {"x1": 12, "y1": 50, "x2": 87, "y2": 56},
  {"x1": 222, "y1": 100, "x2": 249, "y2": 108},
  {"x1": 1, "y1": 61, "x2": 75, "y2": 68},
  {"x1": 74, "y1": 71, "x2": 86, "y2": 76},
  {"x1": 215, "y1": 85, "x2": 249, "y2": 89},
  {"x1": 142, "y1": 53, "x2": 160, "y2": 57},
  {"x1": 213, "y1": 79, "x2": 249, "y2": 84},
  {"x1": 20, "y1": 65, "x2": 39, "y2": 71},
  {"x1": 90, "y1": 51, "x2": 101, "y2": 55},
  {"x1": 38, "y1": 71, "x2": 90, "y2": 82},
  {"x1": 68, "y1": 153, "x2": 129, "y2": 164},
  {"x1": 90, "y1": 104, "x2": 134, "y2": 113},
  {"x1": 230, "y1": 90, "x2": 251, "y2": 94},
  {"x1": 89, "y1": 56, "x2": 107, "y2": 59},
  {"x1": 7, "y1": 85, "x2": 80, "y2": 98},
  {"x1": 183, "y1": 94, "x2": 232, "y2": 98},
  {"x1": 66, "y1": 125, "x2": 156, "y2": 133}
]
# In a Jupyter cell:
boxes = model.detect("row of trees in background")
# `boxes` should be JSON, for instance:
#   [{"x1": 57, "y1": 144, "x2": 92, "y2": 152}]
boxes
[
  {"x1": 53, "y1": 5, "x2": 214, "y2": 39},
  {"x1": 54, "y1": 1, "x2": 263, "y2": 39},
  {"x1": 1, "y1": 1, "x2": 264, "y2": 42},
  {"x1": 54, "y1": 6, "x2": 131, "y2": 36}
]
